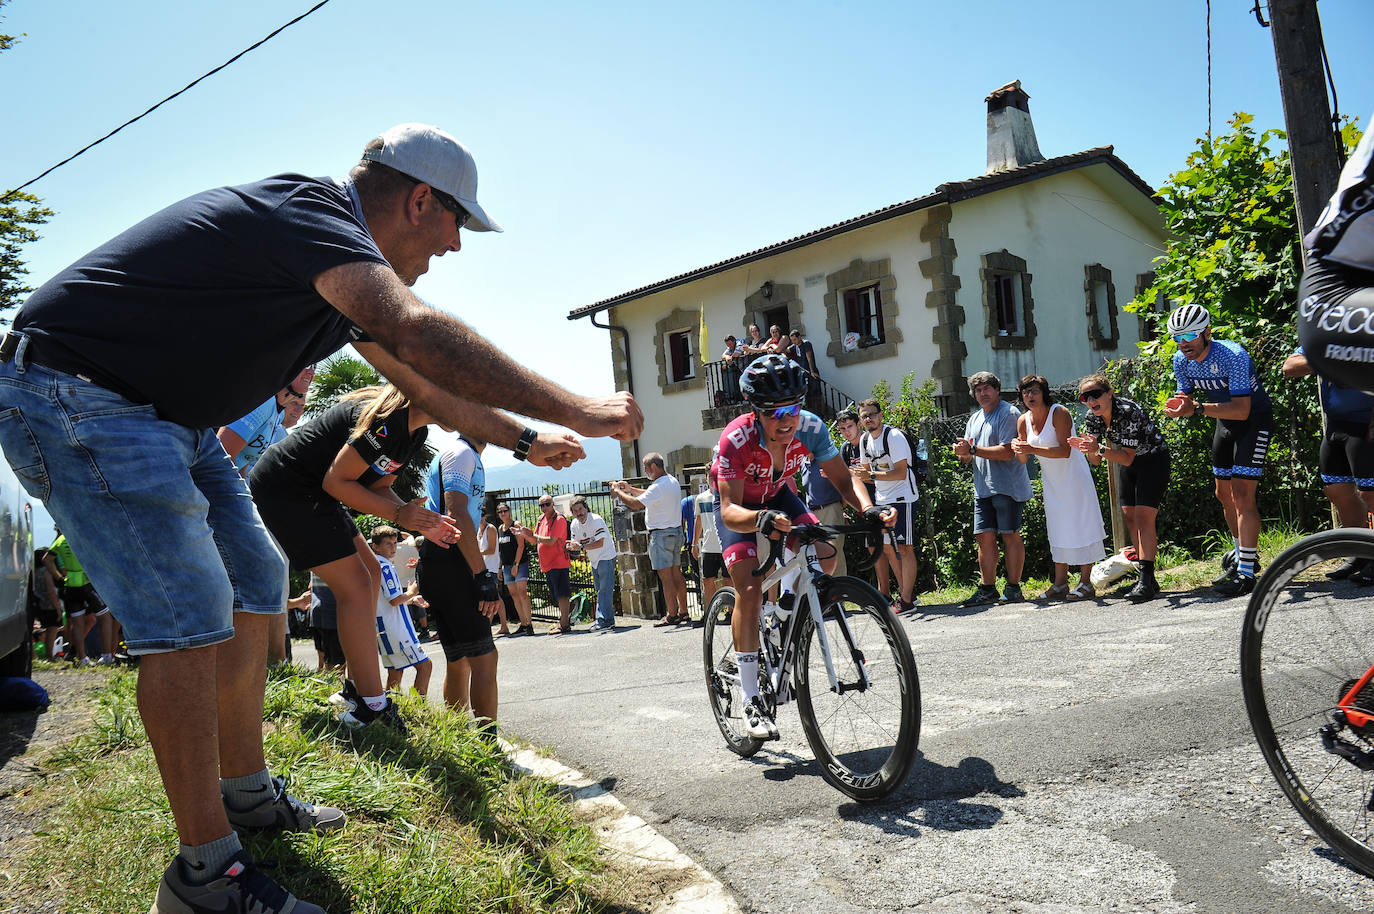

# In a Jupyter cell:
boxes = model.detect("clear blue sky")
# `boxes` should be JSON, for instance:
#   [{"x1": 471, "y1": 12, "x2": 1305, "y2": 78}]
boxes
[{"x1": 3, "y1": 0, "x2": 1371, "y2": 451}]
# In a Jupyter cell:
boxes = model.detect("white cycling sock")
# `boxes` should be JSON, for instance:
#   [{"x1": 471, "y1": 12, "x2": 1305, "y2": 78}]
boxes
[{"x1": 736, "y1": 650, "x2": 760, "y2": 701}]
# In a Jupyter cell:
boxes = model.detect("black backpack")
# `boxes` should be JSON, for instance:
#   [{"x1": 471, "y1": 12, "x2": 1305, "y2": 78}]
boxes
[{"x1": 861, "y1": 426, "x2": 929, "y2": 487}]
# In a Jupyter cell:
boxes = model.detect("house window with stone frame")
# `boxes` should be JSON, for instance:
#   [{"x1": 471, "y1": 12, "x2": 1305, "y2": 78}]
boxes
[
  {"x1": 1084, "y1": 263, "x2": 1119, "y2": 349},
  {"x1": 842, "y1": 284, "x2": 885, "y2": 348},
  {"x1": 992, "y1": 274, "x2": 1022, "y2": 336},
  {"x1": 666, "y1": 329, "x2": 695, "y2": 383},
  {"x1": 979, "y1": 250, "x2": 1036, "y2": 351}
]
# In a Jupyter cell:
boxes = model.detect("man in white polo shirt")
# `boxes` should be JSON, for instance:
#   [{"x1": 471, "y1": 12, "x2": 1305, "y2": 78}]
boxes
[
  {"x1": 610, "y1": 452, "x2": 689, "y2": 625},
  {"x1": 568, "y1": 496, "x2": 617, "y2": 631}
]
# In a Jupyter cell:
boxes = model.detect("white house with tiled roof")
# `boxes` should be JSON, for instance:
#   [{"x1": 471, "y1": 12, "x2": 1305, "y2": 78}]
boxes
[{"x1": 569, "y1": 82, "x2": 1167, "y2": 477}]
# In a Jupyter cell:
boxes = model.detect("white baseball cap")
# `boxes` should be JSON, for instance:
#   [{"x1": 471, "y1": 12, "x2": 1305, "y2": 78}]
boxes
[{"x1": 361, "y1": 123, "x2": 502, "y2": 233}]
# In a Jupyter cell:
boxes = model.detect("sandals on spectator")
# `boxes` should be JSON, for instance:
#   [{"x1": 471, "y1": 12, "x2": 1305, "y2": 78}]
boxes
[
  {"x1": 1065, "y1": 582, "x2": 1096, "y2": 602},
  {"x1": 1043, "y1": 582, "x2": 1070, "y2": 601},
  {"x1": 654, "y1": 616, "x2": 677, "y2": 627}
]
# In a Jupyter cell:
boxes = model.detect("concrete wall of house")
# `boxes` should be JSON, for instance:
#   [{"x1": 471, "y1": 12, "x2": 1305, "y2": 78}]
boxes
[
  {"x1": 949, "y1": 166, "x2": 1166, "y2": 389},
  {"x1": 604, "y1": 215, "x2": 940, "y2": 476}
]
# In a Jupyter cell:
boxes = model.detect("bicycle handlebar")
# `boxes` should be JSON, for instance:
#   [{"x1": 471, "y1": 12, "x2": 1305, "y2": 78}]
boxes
[{"x1": 750, "y1": 521, "x2": 891, "y2": 578}]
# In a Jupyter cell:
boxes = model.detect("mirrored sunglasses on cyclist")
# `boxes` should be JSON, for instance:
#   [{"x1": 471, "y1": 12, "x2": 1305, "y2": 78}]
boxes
[
  {"x1": 1078, "y1": 388, "x2": 1108, "y2": 403},
  {"x1": 1173, "y1": 331, "x2": 1201, "y2": 343},
  {"x1": 769, "y1": 403, "x2": 802, "y2": 419}
]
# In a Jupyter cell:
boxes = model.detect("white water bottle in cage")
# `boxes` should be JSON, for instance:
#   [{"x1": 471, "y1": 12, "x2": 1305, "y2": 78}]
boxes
[{"x1": 762, "y1": 602, "x2": 783, "y2": 654}]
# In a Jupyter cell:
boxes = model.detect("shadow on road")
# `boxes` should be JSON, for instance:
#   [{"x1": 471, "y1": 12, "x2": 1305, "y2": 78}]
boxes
[
  {"x1": 749, "y1": 747, "x2": 1024, "y2": 838},
  {"x1": 839, "y1": 753, "x2": 1025, "y2": 837}
]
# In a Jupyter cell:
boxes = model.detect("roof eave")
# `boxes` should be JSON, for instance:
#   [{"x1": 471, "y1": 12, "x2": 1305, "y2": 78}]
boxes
[{"x1": 568, "y1": 148, "x2": 1158, "y2": 321}]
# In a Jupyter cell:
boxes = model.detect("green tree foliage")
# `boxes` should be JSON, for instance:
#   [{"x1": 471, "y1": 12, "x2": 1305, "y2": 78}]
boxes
[
  {"x1": 1122, "y1": 113, "x2": 1363, "y2": 552},
  {"x1": 305, "y1": 352, "x2": 382, "y2": 416},
  {"x1": 0, "y1": 3, "x2": 53, "y2": 325}
]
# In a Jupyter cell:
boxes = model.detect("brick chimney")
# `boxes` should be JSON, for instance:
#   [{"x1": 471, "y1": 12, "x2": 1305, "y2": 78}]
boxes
[{"x1": 985, "y1": 80, "x2": 1045, "y2": 174}]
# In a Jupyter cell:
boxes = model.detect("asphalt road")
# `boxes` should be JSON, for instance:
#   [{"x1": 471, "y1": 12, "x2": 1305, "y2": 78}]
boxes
[{"x1": 484, "y1": 586, "x2": 1374, "y2": 913}]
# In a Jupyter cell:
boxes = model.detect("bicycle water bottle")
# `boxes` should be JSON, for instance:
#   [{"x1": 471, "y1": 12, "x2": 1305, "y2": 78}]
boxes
[{"x1": 763, "y1": 602, "x2": 783, "y2": 655}]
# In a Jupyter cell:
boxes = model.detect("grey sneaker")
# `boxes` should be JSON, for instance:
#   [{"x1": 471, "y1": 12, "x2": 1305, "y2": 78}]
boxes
[
  {"x1": 149, "y1": 850, "x2": 325, "y2": 914},
  {"x1": 339, "y1": 696, "x2": 406, "y2": 734},
  {"x1": 224, "y1": 775, "x2": 345, "y2": 833},
  {"x1": 961, "y1": 584, "x2": 1000, "y2": 607},
  {"x1": 1001, "y1": 583, "x2": 1025, "y2": 603}
]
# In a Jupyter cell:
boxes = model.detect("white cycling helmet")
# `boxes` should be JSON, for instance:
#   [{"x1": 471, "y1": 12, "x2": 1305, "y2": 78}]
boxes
[{"x1": 1167, "y1": 303, "x2": 1211, "y2": 336}]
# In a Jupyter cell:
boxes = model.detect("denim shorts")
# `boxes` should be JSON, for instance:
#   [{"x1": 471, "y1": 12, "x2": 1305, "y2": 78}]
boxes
[
  {"x1": 648, "y1": 528, "x2": 684, "y2": 571},
  {"x1": 973, "y1": 494, "x2": 1026, "y2": 535},
  {"x1": 502, "y1": 560, "x2": 530, "y2": 584},
  {"x1": 0, "y1": 355, "x2": 286, "y2": 655}
]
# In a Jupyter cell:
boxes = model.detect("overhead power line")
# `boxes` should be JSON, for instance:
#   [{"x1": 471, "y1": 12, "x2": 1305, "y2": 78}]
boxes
[{"x1": 1, "y1": 0, "x2": 335, "y2": 203}]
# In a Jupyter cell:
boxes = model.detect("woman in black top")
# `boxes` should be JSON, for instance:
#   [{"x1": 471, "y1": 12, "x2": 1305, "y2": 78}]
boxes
[
  {"x1": 250, "y1": 384, "x2": 457, "y2": 726},
  {"x1": 1069, "y1": 373, "x2": 1170, "y2": 603},
  {"x1": 495, "y1": 502, "x2": 534, "y2": 635}
]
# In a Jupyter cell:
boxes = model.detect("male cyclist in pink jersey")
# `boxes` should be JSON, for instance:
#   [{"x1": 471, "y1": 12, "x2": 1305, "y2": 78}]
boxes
[{"x1": 714, "y1": 354, "x2": 893, "y2": 739}]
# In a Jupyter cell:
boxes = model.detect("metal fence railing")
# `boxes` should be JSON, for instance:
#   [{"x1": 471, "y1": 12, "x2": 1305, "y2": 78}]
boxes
[{"x1": 491, "y1": 481, "x2": 708, "y2": 622}]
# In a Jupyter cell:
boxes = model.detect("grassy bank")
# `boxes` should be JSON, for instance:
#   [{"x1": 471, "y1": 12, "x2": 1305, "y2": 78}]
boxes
[{"x1": 4, "y1": 664, "x2": 626, "y2": 913}]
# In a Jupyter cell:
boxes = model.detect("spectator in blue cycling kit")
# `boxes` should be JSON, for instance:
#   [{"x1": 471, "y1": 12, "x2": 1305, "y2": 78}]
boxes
[
  {"x1": 1296, "y1": 108, "x2": 1374, "y2": 394},
  {"x1": 1283, "y1": 346, "x2": 1374, "y2": 584},
  {"x1": 218, "y1": 366, "x2": 315, "y2": 477},
  {"x1": 1162, "y1": 304, "x2": 1273, "y2": 596},
  {"x1": 714, "y1": 354, "x2": 893, "y2": 741}
]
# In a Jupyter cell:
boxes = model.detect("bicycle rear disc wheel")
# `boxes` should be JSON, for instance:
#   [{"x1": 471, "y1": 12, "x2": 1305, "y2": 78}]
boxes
[
  {"x1": 703, "y1": 587, "x2": 762, "y2": 757},
  {"x1": 1241, "y1": 528, "x2": 1374, "y2": 877},
  {"x1": 796, "y1": 577, "x2": 920, "y2": 800}
]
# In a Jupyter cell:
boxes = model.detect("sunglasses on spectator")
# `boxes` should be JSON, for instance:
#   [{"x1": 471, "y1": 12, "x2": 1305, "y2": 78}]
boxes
[
  {"x1": 497, "y1": 508, "x2": 510, "y2": 513},
  {"x1": 1078, "y1": 388, "x2": 1108, "y2": 403},
  {"x1": 1172, "y1": 331, "x2": 1201, "y2": 343},
  {"x1": 283, "y1": 388, "x2": 306, "y2": 399},
  {"x1": 431, "y1": 187, "x2": 471, "y2": 230},
  {"x1": 769, "y1": 403, "x2": 802, "y2": 419},
  {"x1": 539, "y1": 501, "x2": 553, "y2": 507}
]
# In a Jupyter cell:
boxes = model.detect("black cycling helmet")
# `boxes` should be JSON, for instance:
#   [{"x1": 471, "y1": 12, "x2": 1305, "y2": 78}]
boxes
[{"x1": 740, "y1": 354, "x2": 810, "y2": 408}]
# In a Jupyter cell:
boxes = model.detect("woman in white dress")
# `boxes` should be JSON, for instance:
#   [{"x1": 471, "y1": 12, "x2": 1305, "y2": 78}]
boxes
[{"x1": 1010, "y1": 375, "x2": 1106, "y2": 600}]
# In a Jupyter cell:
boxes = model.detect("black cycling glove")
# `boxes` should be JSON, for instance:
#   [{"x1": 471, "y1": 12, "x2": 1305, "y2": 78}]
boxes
[
  {"x1": 475, "y1": 570, "x2": 501, "y2": 602},
  {"x1": 756, "y1": 509, "x2": 787, "y2": 536},
  {"x1": 863, "y1": 505, "x2": 889, "y2": 528}
]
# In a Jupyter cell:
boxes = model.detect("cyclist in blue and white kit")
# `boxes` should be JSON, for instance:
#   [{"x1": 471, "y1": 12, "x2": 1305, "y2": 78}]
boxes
[
  {"x1": 1162, "y1": 304, "x2": 1273, "y2": 595},
  {"x1": 715, "y1": 354, "x2": 892, "y2": 739}
]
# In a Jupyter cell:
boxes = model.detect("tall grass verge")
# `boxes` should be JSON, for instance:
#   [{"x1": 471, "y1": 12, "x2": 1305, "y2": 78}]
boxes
[{"x1": 8, "y1": 665, "x2": 623, "y2": 913}]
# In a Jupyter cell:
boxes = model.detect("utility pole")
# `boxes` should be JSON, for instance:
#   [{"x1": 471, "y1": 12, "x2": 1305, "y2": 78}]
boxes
[{"x1": 1267, "y1": 0, "x2": 1341, "y2": 237}]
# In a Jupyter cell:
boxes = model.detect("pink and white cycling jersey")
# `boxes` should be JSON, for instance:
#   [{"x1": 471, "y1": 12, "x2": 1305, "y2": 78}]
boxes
[{"x1": 714, "y1": 410, "x2": 838, "y2": 506}]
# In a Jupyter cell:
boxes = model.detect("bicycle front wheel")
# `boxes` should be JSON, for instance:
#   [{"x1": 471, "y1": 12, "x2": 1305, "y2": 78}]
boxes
[
  {"x1": 1241, "y1": 528, "x2": 1374, "y2": 877},
  {"x1": 703, "y1": 586, "x2": 763, "y2": 758},
  {"x1": 796, "y1": 576, "x2": 920, "y2": 801}
]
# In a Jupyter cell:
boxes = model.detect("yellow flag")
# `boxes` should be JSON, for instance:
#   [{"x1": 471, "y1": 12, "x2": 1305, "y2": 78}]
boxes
[{"x1": 699, "y1": 303, "x2": 709, "y2": 364}]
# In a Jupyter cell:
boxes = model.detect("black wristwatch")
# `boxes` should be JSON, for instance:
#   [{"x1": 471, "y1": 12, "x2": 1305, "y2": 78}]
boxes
[{"x1": 512, "y1": 426, "x2": 537, "y2": 462}]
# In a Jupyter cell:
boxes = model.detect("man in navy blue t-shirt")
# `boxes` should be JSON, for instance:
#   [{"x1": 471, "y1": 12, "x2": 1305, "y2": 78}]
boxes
[{"x1": 0, "y1": 124, "x2": 642, "y2": 914}]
